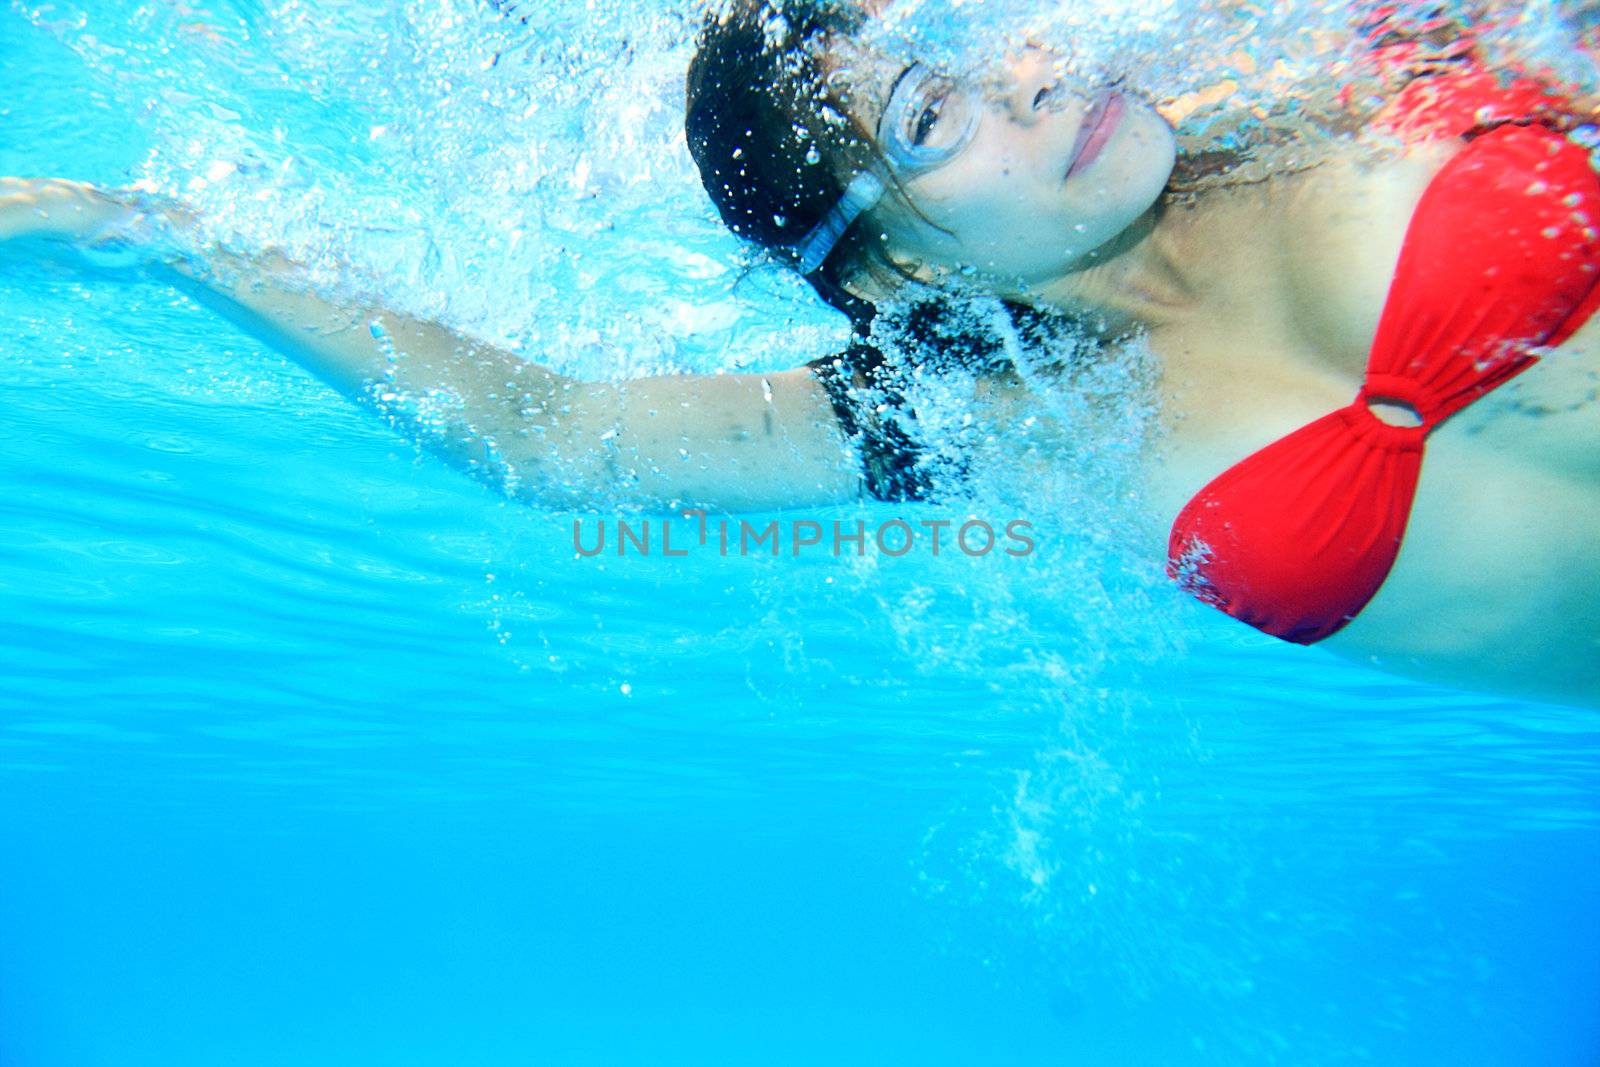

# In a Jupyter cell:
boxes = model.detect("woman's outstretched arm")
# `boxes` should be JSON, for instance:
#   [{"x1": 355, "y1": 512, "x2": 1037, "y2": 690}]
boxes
[{"x1": 1, "y1": 178, "x2": 860, "y2": 511}]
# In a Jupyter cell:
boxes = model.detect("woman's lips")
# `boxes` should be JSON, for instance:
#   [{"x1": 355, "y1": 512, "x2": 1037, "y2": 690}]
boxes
[{"x1": 1065, "y1": 92, "x2": 1125, "y2": 180}]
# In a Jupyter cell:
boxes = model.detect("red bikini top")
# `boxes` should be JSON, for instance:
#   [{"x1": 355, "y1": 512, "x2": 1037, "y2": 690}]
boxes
[{"x1": 1166, "y1": 72, "x2": 1600, "y2": 644}]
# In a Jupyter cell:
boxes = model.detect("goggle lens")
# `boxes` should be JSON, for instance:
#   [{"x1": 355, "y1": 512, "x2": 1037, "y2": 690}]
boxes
[{"x1": 877, "y1": 64, "x2": 979, "y2": 175}]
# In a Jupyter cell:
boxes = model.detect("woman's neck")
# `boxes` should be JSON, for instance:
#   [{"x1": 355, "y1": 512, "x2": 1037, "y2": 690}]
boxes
[{"x1": 1026, "y1": 192, "x2": 1240, "y2": 331}]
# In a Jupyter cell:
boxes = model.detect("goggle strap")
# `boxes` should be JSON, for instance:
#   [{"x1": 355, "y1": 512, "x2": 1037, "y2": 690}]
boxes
[{"x1": 794, "y1": 170, "x2": 886, "y2": 275}]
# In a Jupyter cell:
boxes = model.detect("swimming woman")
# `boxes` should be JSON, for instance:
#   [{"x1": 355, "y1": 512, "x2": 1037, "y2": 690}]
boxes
[{"x1": 2, "y1": 0, "x2": 1596, "y2": 706}]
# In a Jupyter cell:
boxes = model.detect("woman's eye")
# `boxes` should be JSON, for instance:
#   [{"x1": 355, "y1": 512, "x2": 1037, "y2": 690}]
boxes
[
  {"x1": 880, "y1": 65, "x2": 972, "y2": 160},
  {"x1": 912, "y1": 98, "x2": 944, "y2": 146}
]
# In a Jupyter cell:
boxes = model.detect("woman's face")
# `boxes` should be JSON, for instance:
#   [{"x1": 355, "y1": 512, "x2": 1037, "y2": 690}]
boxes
[{"x1": 837, "y1": 45, "x2": 1178, "y2": 292}]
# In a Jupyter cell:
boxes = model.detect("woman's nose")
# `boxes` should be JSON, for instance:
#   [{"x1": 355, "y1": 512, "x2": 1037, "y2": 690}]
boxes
[{"x1": 1001, "y1": 47, "x2": 1061, "y2": 125}]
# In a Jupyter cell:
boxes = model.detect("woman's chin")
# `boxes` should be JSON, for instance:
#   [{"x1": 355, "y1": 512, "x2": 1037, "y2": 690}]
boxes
[{"x1": 1077, "y1": 107, "x2": 1176, "y2": 226}]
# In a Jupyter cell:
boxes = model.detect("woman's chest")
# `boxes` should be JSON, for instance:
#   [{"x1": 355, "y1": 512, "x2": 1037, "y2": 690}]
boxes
[
  {"x1": 1149, "y1": 147, "x2": 1451, "y2": 413},
  {"x1": 1126, "y1": 145, "x2": 1600, "y2": 692},
  {"x1": 1146, "y1": 141, "x2": 1600, "y2": 503}
]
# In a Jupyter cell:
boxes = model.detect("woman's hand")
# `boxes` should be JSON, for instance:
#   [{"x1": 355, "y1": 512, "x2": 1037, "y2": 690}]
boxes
[
  {"x1": 1, "y1": 177, "x2": 197, "y2": 274},
  {"x1": 0, "y1": 178, "x2": 136, "y2": 244}
]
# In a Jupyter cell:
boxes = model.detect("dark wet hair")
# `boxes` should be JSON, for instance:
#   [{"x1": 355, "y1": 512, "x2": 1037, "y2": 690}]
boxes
[{"x1": 684, "y1": 0, "x2": 895, "y2": 327}]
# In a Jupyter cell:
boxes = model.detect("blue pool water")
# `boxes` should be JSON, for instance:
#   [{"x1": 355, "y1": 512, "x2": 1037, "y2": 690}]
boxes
[{"x1": 2, "y1": 1, "x2": 1598, "y2": 1063}]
